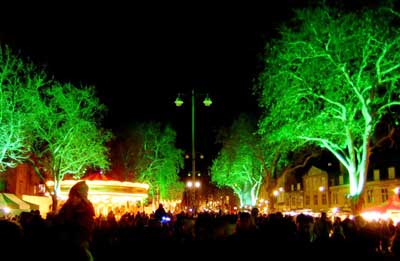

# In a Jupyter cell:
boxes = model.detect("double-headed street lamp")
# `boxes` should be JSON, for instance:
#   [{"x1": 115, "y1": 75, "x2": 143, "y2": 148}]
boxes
[{"x1": 175, "y1": 89, "x2": 212, "y2": 212}]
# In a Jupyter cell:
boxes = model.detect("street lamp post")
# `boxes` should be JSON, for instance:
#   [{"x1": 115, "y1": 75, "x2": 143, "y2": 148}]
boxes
[
  {"x1": 186, "y1": 180, "x2": 201, "y2": 211},
  {"x1": 175, "y1": 89, "x2": 212, "y2": 212},
  {"x1": 191, "y1": 89, "x2": 196, "y2": 211}
]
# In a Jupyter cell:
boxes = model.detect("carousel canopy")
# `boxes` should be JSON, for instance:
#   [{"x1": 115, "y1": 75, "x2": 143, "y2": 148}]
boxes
[
  {"x1": 82, "y1": 173, "x2": 114, "y2": 181},
  {"x1": 46, "y1": 174, "x2": 149, "y2": 201}
]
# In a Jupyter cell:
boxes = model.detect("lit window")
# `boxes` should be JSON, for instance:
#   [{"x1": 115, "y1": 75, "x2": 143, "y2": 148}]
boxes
[
  {"x1": 305, "y1": 195, "x2": 310, "y2": 205},
  {"x1": 332, "y1": 192, "x2": 338, "y2": 204},
  {"x1": 381, "y1": 188, "x2": 388, "y2": 202},
  {"x1": 322, "y1": 194, "x2": 327, "y2": 205},
  {"x1": 367, "y1": 190, "x2": 374, "y2": 203},
  {"x1": 38, "y1": 184, "x2": 45, "y2": 194},
  {"x1": 313, "y1": 195, "x2": 318, "y2": 205}
]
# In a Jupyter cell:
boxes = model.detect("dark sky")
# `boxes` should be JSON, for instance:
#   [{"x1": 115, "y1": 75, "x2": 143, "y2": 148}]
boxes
[{"x1": 0, "y1": 1, "x2": 308, "y2": 159}]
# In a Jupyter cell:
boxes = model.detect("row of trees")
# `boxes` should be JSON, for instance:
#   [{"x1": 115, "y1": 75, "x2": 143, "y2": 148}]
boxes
[
  {"x1": 211, "y1": 1, "x2": 400, "y2": 212},
  {"x1": 1, "y1": 46, "x2": 186, "y2": 210},
  {"x1": 211, "y1": 113, "x2": 316, "y2": 209}
]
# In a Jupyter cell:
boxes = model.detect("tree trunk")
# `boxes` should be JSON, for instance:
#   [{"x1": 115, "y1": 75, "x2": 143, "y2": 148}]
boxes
[
  {"x1": 351, "y1": 141, "x2": 371, "y2": 215},
  {"x1": 51, "y1": 194, "x2": 58, "y2": 212},
  {"x1": 268, "y1": 194, "x2": 275, "y2": 213},
  {"x1": 350, "y1": 194, "x2": 364, "y2": 215}
]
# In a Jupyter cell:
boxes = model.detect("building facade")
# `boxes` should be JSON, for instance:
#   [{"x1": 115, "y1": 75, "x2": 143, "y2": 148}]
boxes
[
  {"x1": 274, "y1": 165, "x2": 400, "y2": 214},
  {"x1": 2, "y1": 163, "x2": 44, "y2": 197}
]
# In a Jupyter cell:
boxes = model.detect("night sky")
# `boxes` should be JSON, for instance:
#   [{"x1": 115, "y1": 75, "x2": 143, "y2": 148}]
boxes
[
  {"x1": 0, "y1": 3, "x2": 292, "y2": 155},
  {"x1": 0, "y1": 1, "x2": 330, "y2": 161}
]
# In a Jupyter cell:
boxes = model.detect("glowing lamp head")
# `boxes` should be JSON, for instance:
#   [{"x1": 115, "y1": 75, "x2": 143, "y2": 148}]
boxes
[
  {"x1": 273, "y1": 190, "x2": 279, "y2": 197},
  {"x1": 174, "y1": 97, "x2": 184, "y2": 107},
  {"x1": 319, "y1": 186, "x2": 325, "y2": 192},
  {"x1": 186, "y1": 181, "x2": 193, "y2": 188},
  {"x1": 195, "y1": 181, "x2": 201, "y2": 188},
  {"x1": 203, "y1": 96, "x2": 212, "y2": 107}
]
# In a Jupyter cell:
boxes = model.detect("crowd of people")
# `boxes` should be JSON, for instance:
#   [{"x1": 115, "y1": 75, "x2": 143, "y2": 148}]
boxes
[{"x1": 1, "y1": 181, "x2": 400, "y2": 260}]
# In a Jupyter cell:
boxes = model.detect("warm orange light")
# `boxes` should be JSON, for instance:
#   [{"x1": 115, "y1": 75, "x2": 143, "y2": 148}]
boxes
[
  {"x1": 47, "y1": 179, "x2": 150, "y2": 216},
  {"x1": 47, "y1": 180, "x2": 149, "y2": 189}
]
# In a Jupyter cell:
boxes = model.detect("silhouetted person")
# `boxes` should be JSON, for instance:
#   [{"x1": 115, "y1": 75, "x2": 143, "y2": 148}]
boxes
[
  {"x1": 55, "y1": 180, "x2": 95, "y2": 260},
  {"x1": 0, "y1": 219, "x2": 24, "y2": 259},
  {"x1": 155, "y1": 203, "x2": 167, "y2": 221}
]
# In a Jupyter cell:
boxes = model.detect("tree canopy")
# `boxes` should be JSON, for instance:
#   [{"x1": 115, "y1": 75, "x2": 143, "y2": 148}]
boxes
[
  {"x1": 134, "y1": 122, "x2": 184, "y2": 201},
  {"x1": 0, "y1": 45, "x2": 111, "y2": 210},
  {"x1": 256, "y1": 3, "x2": 400, "y2": 209},
  {"x1": 0, "y1": 47, "x2": 46, "y2": 171},
  {"x1": 31, "y1": 82, "x2": 111, "y2": 205},
  {"x1": 211, "y1": 114, "x2": 263, "y2": 207}
]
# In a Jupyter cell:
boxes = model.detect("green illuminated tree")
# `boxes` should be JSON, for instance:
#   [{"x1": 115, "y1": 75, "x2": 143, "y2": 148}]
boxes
[
  {"x1": 211, "y1": 114, "x2": 264, "y2": 207},
  {"x1": 0, "y1": 46, "x2": 46, "y2": 171},
  {"x1": 31, "y1": 83, "x2": 111, "y2": 210},
  {"x1": 256, "y1": 4, "x2": 400, "y2": 211},
  {"x1": 134, "y1": 122, "x2": 184, "y2": 203},
  {"x1": 0, "y1": 45, "x2": 110, "y2": 210}
]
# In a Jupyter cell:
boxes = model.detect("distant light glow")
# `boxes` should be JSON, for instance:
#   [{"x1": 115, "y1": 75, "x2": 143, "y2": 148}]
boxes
[
  {"x1": 361, "y1": 211, "x2": 390, "y2": 222},
  {"x1": 46, "y1": 180, "x2": 149, "y2": 189},
  {"x1": 203, "y1": 96, "x2": 212, "y2": 107},
  {"x1": 174, "y1": 97, "x2": 184, "y2": 107},
  {"x1": 162, "y1": 216, "x2": 171, "y2": 223}
]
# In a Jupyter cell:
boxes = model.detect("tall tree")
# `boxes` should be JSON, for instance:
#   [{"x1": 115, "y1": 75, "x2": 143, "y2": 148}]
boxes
[
  {"x1": 31, "y1": 82, "x2": 111, "y2": 210},
  {"x1": 134, "y1": 122, "x2": 184, "y2": 204},
  {"x1": 256, "y1": 3, "x2": 400, "y2": 211},
  {"x1": 211, "y1": 114, "x2": 264, "y2": 207},
  {"x1": 0, "y1": 46, "x2": 45, "y2": 171}
]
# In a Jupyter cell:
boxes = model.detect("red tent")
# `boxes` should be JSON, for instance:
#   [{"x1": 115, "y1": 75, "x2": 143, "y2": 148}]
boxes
[
  {"x1": 82, "y1": 173, "x2": 114, "y2": 181},
  {"x1": 362, "y1": 195, "x2": 400, "y2": 213}
]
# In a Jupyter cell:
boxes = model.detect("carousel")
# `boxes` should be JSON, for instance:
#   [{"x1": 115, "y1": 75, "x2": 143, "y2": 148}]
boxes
[{"x1": 47, "y1": 173, "x2": 149, "y2": 217}]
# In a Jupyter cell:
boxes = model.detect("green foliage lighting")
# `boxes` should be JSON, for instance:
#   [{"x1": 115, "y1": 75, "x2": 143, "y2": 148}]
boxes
[
  {"x1": 134, "y1": 122, "x2": 184, "y2": 201},
  {"x1": 0, "y1": 45, "x2": 112, "y2": 211},
  {"x1": 211, "y1": 114, "x2": 263, "y2": 207},
  {"x1": 256, "y1": 3, "x2": 400, "y2": 210}
]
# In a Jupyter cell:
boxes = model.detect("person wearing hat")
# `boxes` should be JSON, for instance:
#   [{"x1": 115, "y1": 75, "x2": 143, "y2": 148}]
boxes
[{"x1": 55, "y1": 180, "x2": 95, "y2": 260}]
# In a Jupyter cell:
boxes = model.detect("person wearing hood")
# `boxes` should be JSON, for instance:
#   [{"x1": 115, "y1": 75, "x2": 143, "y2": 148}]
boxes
[{"x1": 55, "y1": 180, "x2": 95, "y2": 260}]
